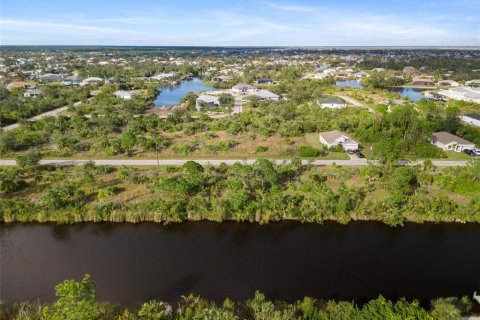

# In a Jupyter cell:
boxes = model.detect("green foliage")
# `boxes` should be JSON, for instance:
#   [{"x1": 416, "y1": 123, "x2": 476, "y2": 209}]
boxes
[
  {"x1": 16, "y1": 149, "x2": 42, "y2": 168},
  {"x1": 298, "y1": 146, "x2": 323, "y2": 158},
  {"x1": 40, "y1": 275, "x2": 100, "y2": 320}
]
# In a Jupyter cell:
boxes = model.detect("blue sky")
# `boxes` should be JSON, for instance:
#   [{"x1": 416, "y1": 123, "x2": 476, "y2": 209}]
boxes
[{"x1": 0, "y1": 0, "x2": 479, "y2": 46}]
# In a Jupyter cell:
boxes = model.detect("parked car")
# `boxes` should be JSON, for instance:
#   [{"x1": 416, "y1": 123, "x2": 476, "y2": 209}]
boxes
[
  {"x1": 473, "y1": 149, "x2": 480, "y2": 156},
  {"x1": 464, "y1": 149, "x2": 476, "y2": 156},
  {"x1": 347, "y1": 149, "x2": 357, "y2": 154},
  {"x1": 355, "y1": 150, "x2": 365, "y2": 158}
]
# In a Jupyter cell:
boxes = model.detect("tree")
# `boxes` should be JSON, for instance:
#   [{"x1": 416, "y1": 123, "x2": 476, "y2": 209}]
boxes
[
  {"x1": 41, "y1": 274, "x2": 100, "y2": 320},
  {"x1": 120, "y1": 131, "x2": 137, "y2": 156}
]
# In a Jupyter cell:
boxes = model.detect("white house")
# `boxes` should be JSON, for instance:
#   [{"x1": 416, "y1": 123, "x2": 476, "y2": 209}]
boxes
[
  {"x1": 460, "y1": 113, "x2": 480, "y2": 127},
  {"x1": 114, "y1": 90, "x2": 137, "y2": 100},
  {"x1": 62, "y1": 75, "x2": 83, "y2": 86},
  {"x1": 431, "y1": 131, "x2": 475, "y2": 152},
  {"x1": 81, "y1": 77, "x2": 104, "y2": 86},
  {"x1": 196, "y1": 94, "x2": 220, "y2": 111},
  {"x1": 23, "y1": 88, "x2": 42, "y2": 97},
  {"x1": 317, "y1": 98, "x2": 347, "y2": 109},
  {"x1": 254, "y1": 89, "x2": 279, "y2": 101},
  {"x1": 319, "y1": 130, "x2": 359, "y2": 151},
  {"x1": 232, "y1": 83, "x2": 258, "y2": 94}
]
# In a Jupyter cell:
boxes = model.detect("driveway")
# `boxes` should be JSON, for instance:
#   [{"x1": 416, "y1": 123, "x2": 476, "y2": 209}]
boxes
[{"x1": 231, "y1": 96, "x2": 243, "y2": 114}]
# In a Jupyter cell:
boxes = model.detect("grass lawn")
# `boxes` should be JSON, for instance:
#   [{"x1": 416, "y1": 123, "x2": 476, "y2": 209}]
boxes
[{"x1": 441, "y1": 151, "x2": 472, "y2": 161}]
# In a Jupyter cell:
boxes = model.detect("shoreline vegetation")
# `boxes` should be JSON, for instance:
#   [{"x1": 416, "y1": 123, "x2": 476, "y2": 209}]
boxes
[
  {"x1": 1, "y1": 159, "x2": 479, "y2": 226},
  {"x1": 1, "y1": 275, "x2": 476, "y2": 319}
]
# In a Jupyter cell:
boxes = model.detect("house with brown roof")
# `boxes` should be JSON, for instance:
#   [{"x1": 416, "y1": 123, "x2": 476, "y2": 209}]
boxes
[
  {"x1": 412, "y1": 76, "x2": 435, "y2": 86},
  {"x1": 319, "y1": 130, "x2": 359, "y2": 151},
  {"x1": 431, "y1": 132, "x2": 475, "y2": 152},
  {"x1": 6, "y1": 81, "x2": 33, "y2": 90}
]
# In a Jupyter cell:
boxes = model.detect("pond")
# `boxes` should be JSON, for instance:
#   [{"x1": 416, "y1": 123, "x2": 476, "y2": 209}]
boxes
[
  {"x1": 1, "y1": 222, "x2": 479, "y2": 305},
  {"x1": 389, "y1": 87, "x2": 426, "y2": 101},
  {"x1": 154, "y1": 77, "x2": 213, "y2": 107},
  {"x1": 335, "y1": 80, "x2": 364, "y2": 89}
]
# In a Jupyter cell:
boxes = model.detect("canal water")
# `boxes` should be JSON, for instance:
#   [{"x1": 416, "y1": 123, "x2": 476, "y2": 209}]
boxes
[
  {"x1": 335, "y1": 80, "x2": 364, "y2": 89},
  {"x1": 1, "y1": 222, "x2": 479, "y2": 305},
  {"x1": 154, "y1": 77, "x2": 213, "y2": 107},
  {"x1": 335, "y1": 80, "x2": 426, "y2": 101},
  {"x1": 389, "y1": 87, "x2": 426, "y2": 101}
]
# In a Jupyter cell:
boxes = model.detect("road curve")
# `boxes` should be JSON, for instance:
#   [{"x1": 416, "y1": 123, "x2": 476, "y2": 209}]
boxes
[{"x1": 0, "y1": 159, "x2": 470, "y2": 167}]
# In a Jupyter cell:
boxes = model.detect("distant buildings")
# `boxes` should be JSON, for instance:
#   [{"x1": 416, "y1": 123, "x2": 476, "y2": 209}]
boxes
[
  {"x1": 319, "y1": 130, "x2": 359, "y2": 151},
  {"x1": 431, "y1": 132, "x2": 475, "y2": 152},
  {"x1": 255, "y1": 89, "x2": 279, "y2": 101},
  {"x1": 317, "y1": 98, "x2": 347, "y2": 109},
  {"x1": 460, "y1": 114, "x2": 480, "y2": 127},
  {"x1": 62, "y1": 75, "x2": 83, "y2": 86}
]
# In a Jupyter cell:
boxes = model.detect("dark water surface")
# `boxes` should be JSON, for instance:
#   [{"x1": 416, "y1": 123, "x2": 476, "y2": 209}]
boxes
[
  {"x1": 1, "y1": 222, "x2": 479, "y2": 305},
  {"x1": 154, "y1": 77, "x2": 213, "y2": 107}
]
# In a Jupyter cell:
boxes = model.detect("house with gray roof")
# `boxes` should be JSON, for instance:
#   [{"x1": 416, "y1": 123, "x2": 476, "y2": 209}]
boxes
[
  {"x1": 254, "y1": 89, "x2": 279, "y2": 101},
  {"x1": 317, "y1": 98, "x2": 347, "y2": 109},
  {"x1": 114, "y1": 90, "x2": 137, "y2": 100},
  {"x1": 196, "y1": 94, "x2": 220, "y2": 111},
  {"x1": 319, "y1": 130, "x2": 359, "y2": 151},
  {"x1": 232, "y1": 83, "x2": 258, "y2": 94},
  {"x1": 23, "y1": 88, "x2": 42, "y2": 97},
  {"x1": 431, "y1": 132, "x2": 475, "y2": 152}
]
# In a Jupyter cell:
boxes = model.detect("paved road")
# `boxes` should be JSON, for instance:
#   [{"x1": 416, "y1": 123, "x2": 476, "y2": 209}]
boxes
[
  {"x1": 0, "y1": 159, "x2": 470, "y2": 167},
  {"x1": 232, "y1": 96, "x2": 243, "y2": 114},
  {"x1": 1, "y1": 102, "x2": 81, "y2": 132},
  {"x1": 336, "y1": 94, "x2": 375, "y2": 113}
]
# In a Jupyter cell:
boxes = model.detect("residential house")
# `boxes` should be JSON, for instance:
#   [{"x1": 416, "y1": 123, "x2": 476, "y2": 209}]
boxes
[
  {"x1": 355, "y1": 71, "x2": 369, "y2": 79},
  {"x1": 212, "y1": 76, "x2": 232, "y2": 82},
  {"x1": 460, "y1": 113, "x2": 480, "y2": 127},
  {"x1": 81, "y1": 77, "x2": 104, "y2": 86},
  {"x1": 438, "y1": 80, "x2": 459, "y2": 87},
  {"x1": 62, "y1": 75, "x2": 83, "y2": 86},
  {"x1": 466, "y1": 80, "x2": 480, "y2": 88},
  {"x1": 257, "y1": 78, "x2": 274, "y2": 85},
  {"x1": 114, "y1": 90, "x2": 137, "y2": 100},
  {"x1": 23, "y1": 88, "x2": 42, "y2": 97},
  {"x1": 6, "y1": 81, "x2": 32, "y2": 90},
  {"x1": 196, "y1": 94, "x2": 220, "y2": 111},
  {"x1": 317, "y1": 98, "x2": 347, "y2": 109},
  {"x1": 412, "y1": 76, "x2": 435, "y2": 86},
  {"x1": 403, "y1": 66, "x2": 416, "y2": 73},
  {"x1": 319, "y1": 130, "x2": 359, "y2": 151},
  {"x1": 232, "y1": 83, "x2": 258, "y2": 94},
  {"x1": 38, "y1": 73, "x2": 65, "y2": 82},
  {"x1": 254, "y1": 89, "x2": 279, "y2": 101},
  {"x1": 431, "y1": 132, "x2": 475, "y2": 152}
]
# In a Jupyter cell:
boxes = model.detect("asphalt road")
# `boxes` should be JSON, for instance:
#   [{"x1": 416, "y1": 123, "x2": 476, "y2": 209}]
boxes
[{"x1": 0, "y1": 159, "x2": 470, "y2": 167}]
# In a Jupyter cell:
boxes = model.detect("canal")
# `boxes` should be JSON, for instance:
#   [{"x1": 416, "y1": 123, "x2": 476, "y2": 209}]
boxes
[
  {"x1": 335, "y1": 80, "x2": 426, "y2": 101},
  {"x1": 1, "y1": 222, "x2": 479, "y2": 305},
  {"x1": 154, "y1": 77, "x2": 213, "y2": 107}
]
